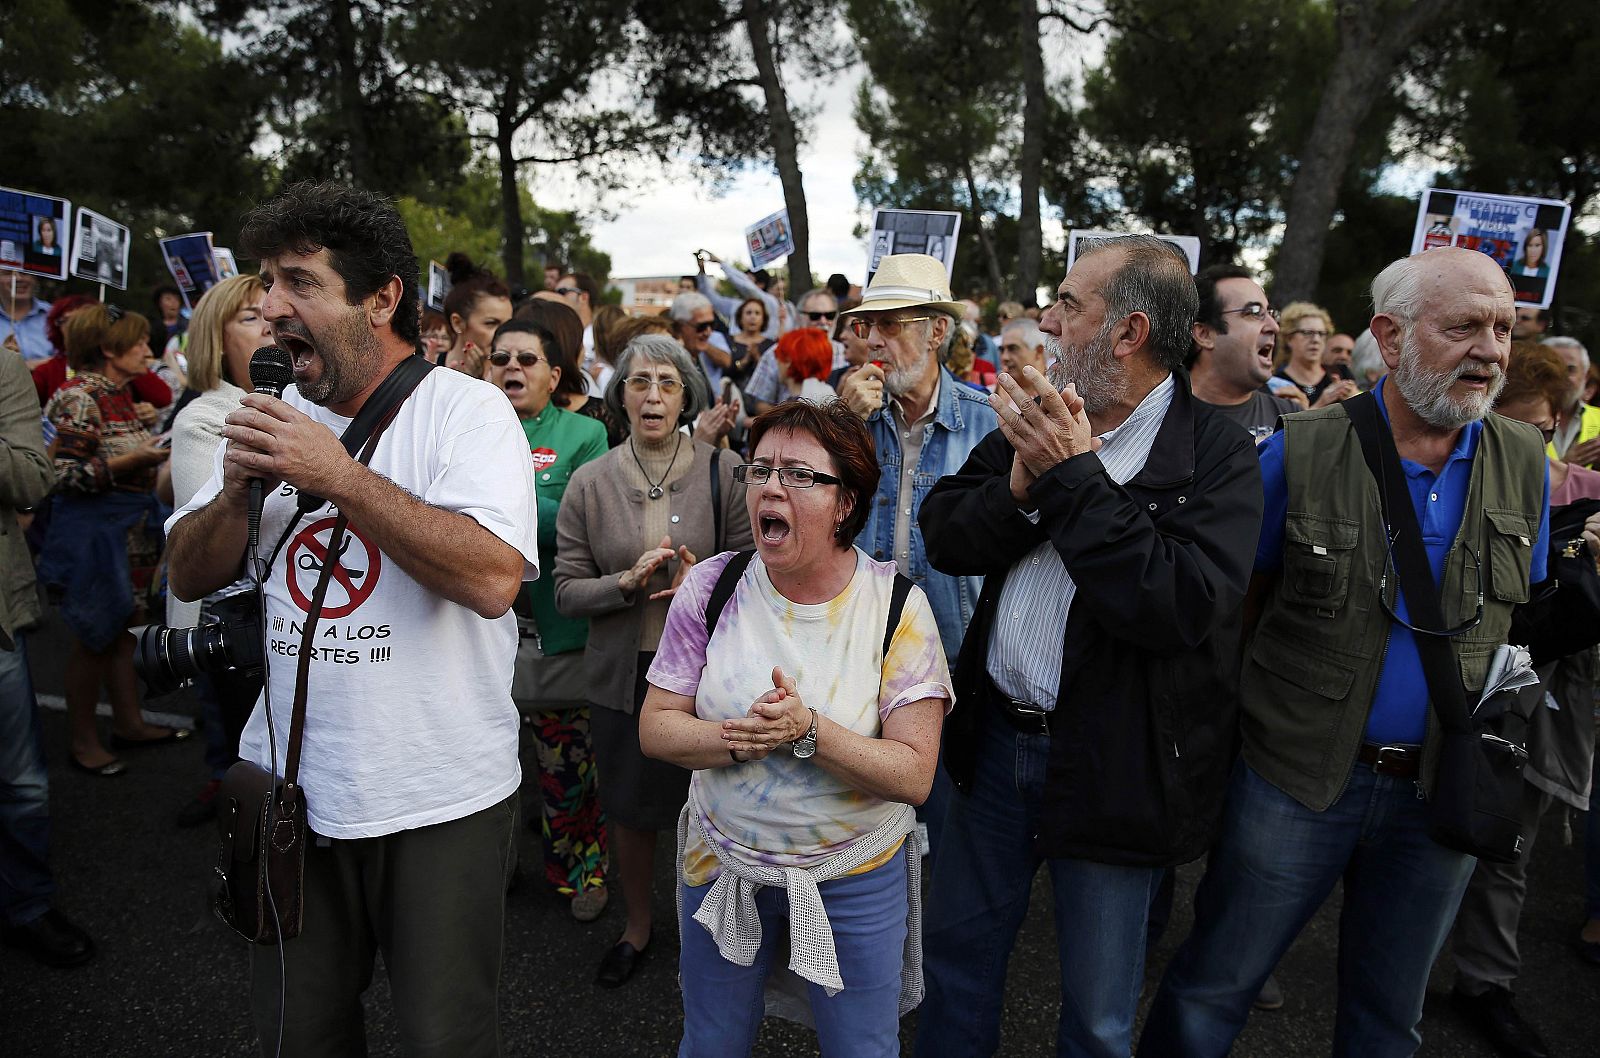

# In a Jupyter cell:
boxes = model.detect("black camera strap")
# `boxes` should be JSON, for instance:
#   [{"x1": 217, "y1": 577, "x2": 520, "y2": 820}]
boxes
[{"x1": 1344, "y1": 390, "x2": 1474, "y2": 735}]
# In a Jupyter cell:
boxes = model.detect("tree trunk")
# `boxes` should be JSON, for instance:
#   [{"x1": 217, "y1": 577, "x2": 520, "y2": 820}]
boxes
[
  {"x1": 1015, "y1": 0, "x2": 1045, "y2": 304},
  {"x1": 742, "y1": 0, "x2": 811, "y2": 294},
  {"x1": 495, "y1": 92, "x2": 526, "y2": 287},
  {"x1": 1273, "y1": 0, "x2": 1458, "y2": 303},
  {"x1": 963, "y1": 162, "x2": 1005, "y2": 296},
  {"x1": 329, "y1": 0, "x2": 373, "y2": 186}
]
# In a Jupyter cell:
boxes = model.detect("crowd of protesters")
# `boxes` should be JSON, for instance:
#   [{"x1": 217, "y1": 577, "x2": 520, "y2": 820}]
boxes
[{"x1": 0, "y1": 182, "x2": 1598, "y2": 1058}]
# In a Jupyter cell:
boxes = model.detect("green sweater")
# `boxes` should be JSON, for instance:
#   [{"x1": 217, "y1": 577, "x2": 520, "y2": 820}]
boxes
[{"x1": 518, "y1": 404, "x2": 608, "y2": 655}]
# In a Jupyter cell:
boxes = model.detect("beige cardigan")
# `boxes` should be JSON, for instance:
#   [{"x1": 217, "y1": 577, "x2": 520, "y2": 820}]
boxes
[{"x1": 555, "y1": 440, "x2": 753, "y2": 713}]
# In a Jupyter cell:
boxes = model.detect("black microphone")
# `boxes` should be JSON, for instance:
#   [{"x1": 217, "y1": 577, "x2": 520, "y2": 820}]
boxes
[{"x1": 247, "y1": 346, "x2": 295, "y2": 549}]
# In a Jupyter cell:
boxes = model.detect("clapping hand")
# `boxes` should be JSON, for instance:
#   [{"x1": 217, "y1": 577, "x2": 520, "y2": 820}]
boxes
[
  {"x1": 721, "y1": 666, "x2": 811, "y2": 759},
  {"x1": 992, "y1": 367, "x2": 1099, "y2": 478},
  {"x1": 618, "y1": 535, "x2": 676, "y2": 594},
  {"x1": 649, "y1": 544, "x2": 698, "y2": 600}
]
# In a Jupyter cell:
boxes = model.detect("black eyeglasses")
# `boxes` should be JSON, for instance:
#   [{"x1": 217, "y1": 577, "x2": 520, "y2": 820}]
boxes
[
  {"x1": 1219, "y1": 302, "x2": 1278, "y2": 322},
  {"x1": 733, "y1": 464, "x2": 842, "y2": 488},
  {"x1": 555, "y1": 286, "x2": 581, "y2": 297},
  {"x1": 691, "y1": 321, "x2": 715, "y2": 333},
  {"x1": 1377, "y1": 539, "x2": 1483, "y2": 637},
  {"x1": 488, "y1": 350, "x2": 545, "y2": 368},
  {"x1": 805, "y1": 310, "x2": 838, "y2": 322}
]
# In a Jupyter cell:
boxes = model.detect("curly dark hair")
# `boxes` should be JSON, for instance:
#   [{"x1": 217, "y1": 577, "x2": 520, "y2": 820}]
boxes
[{"x1": 239, "y1": 181, "x2": 420, "y2": 343}]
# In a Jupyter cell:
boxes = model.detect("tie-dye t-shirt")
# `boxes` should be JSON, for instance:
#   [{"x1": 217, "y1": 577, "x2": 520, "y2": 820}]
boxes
[{"x1": 648, "y1": 548, "x2": 953, "y2": 885}]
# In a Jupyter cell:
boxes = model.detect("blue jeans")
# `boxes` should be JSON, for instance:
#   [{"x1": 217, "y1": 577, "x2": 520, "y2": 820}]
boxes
[
  {"x1": 1141, "y1": 759, "x2": 1476, "y2": 1058},
  {"x1": 915, "y1": 716, "x2": 1163, "y2": 1058},
  {"x1": 0, "y1": 634, "x2": 53, "y2": 927},
  {"x1": 677, "y1": 844, "x2": 910, "y2": 1058}
]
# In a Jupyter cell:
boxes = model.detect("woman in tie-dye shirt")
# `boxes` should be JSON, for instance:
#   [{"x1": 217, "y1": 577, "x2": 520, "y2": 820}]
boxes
[{"x1": 642, "y1": 400, "x2": 952, "y2": 1058}]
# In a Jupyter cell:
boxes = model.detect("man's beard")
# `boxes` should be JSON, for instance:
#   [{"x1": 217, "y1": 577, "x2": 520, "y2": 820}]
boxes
[
  {"x1": 286, "y1": 311, "x2": 386, "y2": 406},
  {"x1": 1044, "y1": 315, "x2": 1122, "y2": 414},
  {"x1": 884, "y1": 343, "x2": 929, "y2": 396},
  {"x1": 1389, "y1": 329, "x2": 1503, "y2": 430}
]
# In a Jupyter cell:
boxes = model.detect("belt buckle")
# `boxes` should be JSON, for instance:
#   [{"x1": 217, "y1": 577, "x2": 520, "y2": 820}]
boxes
[
  {"x1": 1008, "y1": 699, "x2": 1050, "y2": 735},
  {"x1": 1373, "y1": 744, "x2": 1413, "y2": 772}
]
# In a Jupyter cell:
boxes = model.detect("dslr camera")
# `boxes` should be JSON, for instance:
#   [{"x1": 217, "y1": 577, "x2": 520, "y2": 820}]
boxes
[{"x1": 132, "y1": 587, "x2": 265, "y2": 696}]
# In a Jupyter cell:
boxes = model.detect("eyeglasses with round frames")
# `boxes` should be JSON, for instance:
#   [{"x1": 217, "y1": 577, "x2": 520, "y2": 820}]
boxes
[
  {"x1": 1218, "y1": 302, "x2": 1279, "y2": 323},
  {"x1": 845, "y1": 315, "x2": 936, "y2": 340},
  {"x1": 488, "y1": 350, "x2": 546, "y2": 368},
  {"x1": 733, "y1": 464, "x2": 842, "y2": 488},
  {"x1": 623, "y1": 374, "x2": 684, "y2": 395}
]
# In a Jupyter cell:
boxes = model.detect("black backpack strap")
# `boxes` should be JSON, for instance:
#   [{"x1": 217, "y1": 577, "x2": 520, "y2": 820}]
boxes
[
  {"x1": 1344, "y1": 391, "x2": 1473, "y2": 733},
  {"x1": 296, "y1": 354, "x2": 436, "y2": 515},
  {"x1": 705, "y1": 550, "x2": 755, "y2": 639},
  {"x1": 883, "y1": 574, "x2": 914, "y2": 660},
  {"x1": 710, "y1": 447, "x2": 723, "y2": 554}
]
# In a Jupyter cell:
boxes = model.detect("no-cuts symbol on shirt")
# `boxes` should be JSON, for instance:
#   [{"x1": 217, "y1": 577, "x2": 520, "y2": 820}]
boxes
[
  {"x1": 285, "y1": 516, "x2": 382, "y2": 619},
  {"x1": 530, "y1": 446, "x2": 558, "y2": 472}
]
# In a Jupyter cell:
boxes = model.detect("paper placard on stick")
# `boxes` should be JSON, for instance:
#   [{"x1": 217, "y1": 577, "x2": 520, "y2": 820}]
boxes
[
  {"x1": 70, "y1": 208, "x2": 131, "y2": 290},
  {"x1": 1411, "y1": 188, "x2": 1571, "y2": 309},
  {"x1": 1067, "y1": 230, "x2": 1201, "y2": 275},
  {"x1": 745, "y1": 210, "x2": 795, "y2": 271},
  {"x1": 213, "y1": 248, "x2": 239, "y2": 280},
  {"x1": 0, "y1": 186, "x2": 71, "y2": 281},
  {"x1": 426, "y1": 260, "x2": 450, "y2": 312},
  {"x1": 866, "y1": 208, "x2": 961, "y2": 282},
  {"x1": 160, "y1": 232, "x2": 221, "y2": 309}
]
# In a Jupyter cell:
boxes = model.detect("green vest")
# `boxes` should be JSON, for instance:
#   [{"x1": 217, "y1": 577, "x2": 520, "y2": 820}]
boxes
[{"x1": 1239, "y1": 404, "x2": 1545, "y2": 810}]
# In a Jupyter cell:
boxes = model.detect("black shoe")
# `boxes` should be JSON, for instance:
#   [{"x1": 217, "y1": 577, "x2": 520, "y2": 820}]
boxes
[
  {"x1": 1252, "y1": 972, "x2": 1284, "y2": 1011},
  {"x1": 1, "y1": 908, "x2": 95, "y2": 968},
  {"x1": 175, "y1": 778, "x2": 222, "y2": 828},
  {"x1": 595, "y1": 935, "x2": 649, "y2": 988},
  {"x1": 1451, "y1": 984, "x2": 1551, "y2": 1058}
]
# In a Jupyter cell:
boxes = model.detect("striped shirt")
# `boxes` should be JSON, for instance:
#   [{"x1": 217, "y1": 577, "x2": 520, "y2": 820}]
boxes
[{"x1": 986, "y1": 374, "x2": 1175, "y2": 709}]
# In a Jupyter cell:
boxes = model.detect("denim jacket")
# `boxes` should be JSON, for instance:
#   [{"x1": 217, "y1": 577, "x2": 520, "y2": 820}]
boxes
[{"x1": 856, "y1": 367, "x2": 998, "y2": 661}]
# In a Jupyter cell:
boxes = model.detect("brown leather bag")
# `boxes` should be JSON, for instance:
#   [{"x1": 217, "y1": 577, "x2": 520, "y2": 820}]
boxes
[{"x1": 212, "y1": 511, "x2": 350, "y2": 943}]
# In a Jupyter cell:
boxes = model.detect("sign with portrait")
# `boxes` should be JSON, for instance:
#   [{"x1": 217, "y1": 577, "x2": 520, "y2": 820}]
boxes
[
  {"x1": 159, "y1": 232, "x2": 222, "y2": 308},
  {"x1": 865, "y1": 208, "x2": 962, "y2": 282},
  {"x1": 0, "y1": 186, "x2": 71, "y2": 281},
  {"x1": 1411, "y1": 188, "x2": 1571, "y2": 309},
  {"x1": 1066, "y1": 230, "x2": 1202, "y2": 274},
  {"x1": 745, "y1": 209, "x2": 795, "y2": 271},
  {"x1": 426, "y1": 259, "x2": 450, "y2": 311},
  {"x1": 70, "y1": 208, "x2": 131, "y2": 290},
  {"x1": 213, "y1": 247, "x2": 240, "y2": 280}
]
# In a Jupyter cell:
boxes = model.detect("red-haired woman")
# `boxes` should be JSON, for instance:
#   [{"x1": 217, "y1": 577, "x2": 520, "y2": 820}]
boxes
[
  {"x1": 38, "y1": 305, "x2": 185, "y2": 776},
  {"x1": 772, "y1": 327, "x2": 837, "y2": 405}
]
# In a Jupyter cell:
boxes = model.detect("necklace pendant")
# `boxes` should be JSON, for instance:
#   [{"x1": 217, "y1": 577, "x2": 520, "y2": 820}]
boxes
[{"x1": 648, "y1": 486, "x2": 665, "y2": 500}]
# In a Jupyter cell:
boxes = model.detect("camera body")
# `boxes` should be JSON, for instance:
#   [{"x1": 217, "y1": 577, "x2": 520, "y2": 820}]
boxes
[{"x1": 133, "y1": 588, "x2": 265, "y2": 697}]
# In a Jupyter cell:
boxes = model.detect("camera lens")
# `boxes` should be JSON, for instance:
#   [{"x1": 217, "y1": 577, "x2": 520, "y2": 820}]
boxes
[{"x1": 132, "y1": 622, "x2": 230, "y2": 697}]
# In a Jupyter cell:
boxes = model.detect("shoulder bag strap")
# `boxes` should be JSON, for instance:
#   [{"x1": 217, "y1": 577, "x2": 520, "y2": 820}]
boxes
[
  {"x1": 882, "y1": 574, "x2": 914, "y2": 660},
  {"x1": 1345, "y1": 391, "x2": 1474, "y2": 733},
  {"x1": 710, "y1": 447, "x2": 723, "y2": 554},
  {"x1": 705, "y1": 550, "x2": 755, "y2": 640},
  {"x1": 280, "y1": 382, "x2": 418, "y2": 800},
  {"x1": 296, "y1": 354, "x2": 435, "y2": 515}
]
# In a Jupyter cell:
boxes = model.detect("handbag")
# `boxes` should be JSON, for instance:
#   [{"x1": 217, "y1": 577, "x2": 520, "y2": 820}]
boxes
[
  {"x1": 1346, "y1": 392, "x2": 1532, "y2": 863},
  {"x1": 212, "y1": 355, "x2": 434, "y2": 943},
  {"x1": 1510, "y1": 497, "x2": 1600, "y2": 666},
  {"x1": 510, "y1": 619, "x2": 588, "y2": 711}
]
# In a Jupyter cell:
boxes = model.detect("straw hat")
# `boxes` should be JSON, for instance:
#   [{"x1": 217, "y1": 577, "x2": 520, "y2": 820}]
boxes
[{"x1": 846, "y1": 254, "x2": 965, "y2": 318}]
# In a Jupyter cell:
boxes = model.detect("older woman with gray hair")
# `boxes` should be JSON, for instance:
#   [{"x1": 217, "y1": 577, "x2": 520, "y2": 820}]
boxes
[{"x1": 556, "y1": 333, "x2": 754, "y2": 988}]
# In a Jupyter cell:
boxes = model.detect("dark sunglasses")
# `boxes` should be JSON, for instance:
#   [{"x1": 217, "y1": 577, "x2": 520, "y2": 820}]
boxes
[
  {"x1": 691, "y1": 321, "x2": 715, "y2": 333},
  {"x1": 804, "y1": 310, "x2": 838, "y2": 322},
  {"x1": 488, "y1": 350, "x2": 545, "y2": 368}
]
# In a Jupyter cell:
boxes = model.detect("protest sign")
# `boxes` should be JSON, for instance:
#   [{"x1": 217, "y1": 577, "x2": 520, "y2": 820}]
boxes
[
  {"x1": 426, "y1": 260, "x2": 450, "y2": 311},
  {"x1": 159, "y1": 232, "x2": 221, "y2": 308},
  {"x1": 1066, "y1": 230, "x2": 1202, "y2": 274},
  {"x1": 70, "y1": 208, "x2": 131, "y2": 290},
  {"x1": 213, "y1": 247, "x2": 239, "y2": 279},
  {"x1": 745, "y1": 209, "x2": 794, "y2": 271},
  {"x1": 0, "y1": 186, "x2": 71, "y2": 281},
  {"x1": 866, "y1": 208, "x2": 962, "y2": 281},
  {"x1": 1411, "y1": 188, "x2": 1571, "y2": 309}
]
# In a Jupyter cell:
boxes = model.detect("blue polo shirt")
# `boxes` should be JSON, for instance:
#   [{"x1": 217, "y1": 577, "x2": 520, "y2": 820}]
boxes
[
  {"x1": 0, "y1": 296, "x2": 52, "y2": 362},
  {"x1": 1255, "y1": 379, "x2": 1549, "y2": 744}
]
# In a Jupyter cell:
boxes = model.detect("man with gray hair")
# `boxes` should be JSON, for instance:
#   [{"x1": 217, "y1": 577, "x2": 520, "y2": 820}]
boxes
[
  {"x1": 915, "y1": 236, "x2": 1263, "y2": 1057},
  {"x1": 1143, "y1": 247, "x2": 1551, "y2": 1057},
  {"x1": 1541, "y1": 335, "x2": 1600, "y2": 467},
  {"x1": 742, "y1": 287, "x2": 840, "y2": 416},
  {"x1": 997, "y1": 317, "x2": 1048, "y2": 380}
]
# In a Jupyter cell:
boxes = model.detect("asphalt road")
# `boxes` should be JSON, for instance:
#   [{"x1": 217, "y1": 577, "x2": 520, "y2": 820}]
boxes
[{"x1": 3, "y1": 607, "x2": 1596, "y2": 1057}]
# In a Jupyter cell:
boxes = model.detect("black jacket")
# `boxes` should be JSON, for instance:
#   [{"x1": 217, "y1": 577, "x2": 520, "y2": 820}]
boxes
[{"x1": 919, "y1": 375, "x2": 1263, "y2": 866}]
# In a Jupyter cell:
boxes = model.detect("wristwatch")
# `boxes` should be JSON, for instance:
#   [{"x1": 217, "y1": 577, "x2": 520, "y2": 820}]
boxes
[{"x1": 791, "y1": 708, "x2": 818, "y2": 759}]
